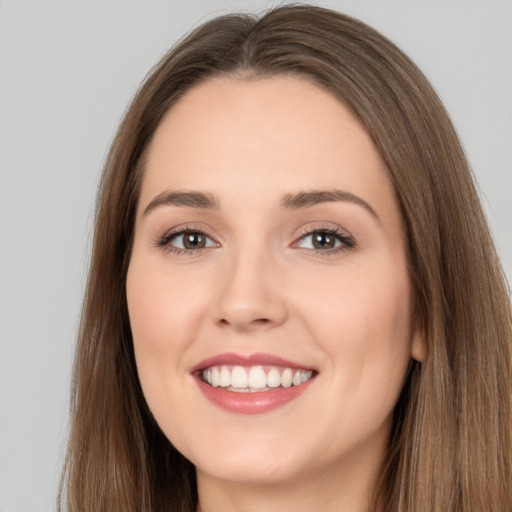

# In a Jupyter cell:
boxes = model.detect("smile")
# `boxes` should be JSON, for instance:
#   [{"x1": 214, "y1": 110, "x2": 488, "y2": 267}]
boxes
[
  {"x1": 192, "y1": 353, "x2": 317, "y2": 414},
  {"x1": 201, "y1": 365, "x2": 314, "y2": 392}
]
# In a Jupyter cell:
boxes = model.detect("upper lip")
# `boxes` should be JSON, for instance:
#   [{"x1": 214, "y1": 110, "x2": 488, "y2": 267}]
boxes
[{"x1": 190, "y1": 352, "x2": 315, "y2": 373}]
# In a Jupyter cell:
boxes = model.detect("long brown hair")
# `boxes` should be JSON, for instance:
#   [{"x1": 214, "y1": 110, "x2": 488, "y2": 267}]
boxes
[{"x1": 59, "y1": 5, "x2": 512, "y2": 511}]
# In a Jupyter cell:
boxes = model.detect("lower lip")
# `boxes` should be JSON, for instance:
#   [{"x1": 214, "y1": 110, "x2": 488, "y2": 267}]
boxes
[{"x1": 194, "y1": 376, "x2": 315, "y2": 415}]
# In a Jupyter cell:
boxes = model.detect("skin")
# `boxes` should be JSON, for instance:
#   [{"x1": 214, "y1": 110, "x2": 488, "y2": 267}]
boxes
[{"x1": 126, "y1": 76, "x2": 425, "y2": 512}]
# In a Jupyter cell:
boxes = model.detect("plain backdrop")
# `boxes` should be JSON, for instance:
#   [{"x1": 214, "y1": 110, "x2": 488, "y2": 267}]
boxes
[{"x1": 0, "y1": 1, "x2": 511, "y2": 510}]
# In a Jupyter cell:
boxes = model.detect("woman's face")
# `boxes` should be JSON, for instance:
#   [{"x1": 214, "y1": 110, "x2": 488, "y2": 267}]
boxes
[{"x1": 127, "y1": 76, "x2": 424, "y2": 488}]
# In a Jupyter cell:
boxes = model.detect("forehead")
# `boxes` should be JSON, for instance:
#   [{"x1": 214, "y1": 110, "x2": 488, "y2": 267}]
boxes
[{"x1": 141, "y1": 75, "x2": 398, "y2": 224}]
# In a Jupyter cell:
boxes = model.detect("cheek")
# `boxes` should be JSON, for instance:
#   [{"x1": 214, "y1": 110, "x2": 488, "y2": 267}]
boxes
[
  {"x1": 295, "y1": 258, "x2": 413, "y2": 395},
  {"x1": 126, "y1": 269, "x2": 173, "y2": 359},
  {"x1": 127, "y1": 255, "x2": 208, "y2": 351},
  {"x1": 125, "y1": 254, "x2": 205, "y2": 409}
]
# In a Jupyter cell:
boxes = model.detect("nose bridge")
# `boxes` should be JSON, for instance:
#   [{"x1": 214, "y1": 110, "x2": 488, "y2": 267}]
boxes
[{"x1": 214, "y1": 237, "x2": 286, "y2": 330}]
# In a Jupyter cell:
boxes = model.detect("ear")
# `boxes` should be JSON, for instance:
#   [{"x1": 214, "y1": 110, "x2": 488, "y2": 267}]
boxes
[{"x1": 411, "y1": 322, "x2": 427, "y2": 362}]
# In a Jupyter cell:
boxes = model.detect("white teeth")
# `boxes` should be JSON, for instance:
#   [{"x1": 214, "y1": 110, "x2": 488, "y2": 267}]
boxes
[
  {"x1": 201, "y1": 365, "x2": 314, "y2": 391},
  {"x1": 248, "y1": 367, "x2": 267, "y2": 388},
  {"x1": 219, "y1": 366, "x2": 230, "y2": 387},
  {"x1": 231, "y1": 366, "x2": 248, "y2": 388},
  {"x1": 211, "y1": 367, "x2": 220, "y2": 387},
  {"x1": 267, "y1": 367, "x2": 281, "y2": 388},
  {"x1": 281, "y1": 368, "x2": 293, "y2": 388},
  {"x1": 232, "y1": 387, "x2": 251, "y2": 393}
]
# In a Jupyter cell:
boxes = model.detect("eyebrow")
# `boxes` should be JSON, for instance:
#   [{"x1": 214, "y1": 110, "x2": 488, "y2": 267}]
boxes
[
  {"x1": 143, "y1": 188, "x2": 379, "y2": 222},
  {"x1": 143, "y1": 190, "x2": 219, "y2": 216},
  {"x1": 281, "y1": 189, "x2": 379, "y2": 221}
]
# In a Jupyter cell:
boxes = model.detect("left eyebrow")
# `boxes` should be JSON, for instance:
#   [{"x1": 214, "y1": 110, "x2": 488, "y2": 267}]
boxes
[{"x1": 280, "y1": 189, "x2": 380, "y2": 223}]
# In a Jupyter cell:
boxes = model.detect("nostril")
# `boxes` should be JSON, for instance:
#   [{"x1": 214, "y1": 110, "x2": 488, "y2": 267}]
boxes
[
  {"x1": 218, "y1": 316, "x2": 272, "y2": 330},
  {"x1": 254, "y1": 318, "x2": 271, "y2": 324}
]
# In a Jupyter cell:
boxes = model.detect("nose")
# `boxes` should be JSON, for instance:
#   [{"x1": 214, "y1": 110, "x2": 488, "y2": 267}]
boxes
[{"x1": 213, "y1": 249, "x2": 288, "y2": 332}]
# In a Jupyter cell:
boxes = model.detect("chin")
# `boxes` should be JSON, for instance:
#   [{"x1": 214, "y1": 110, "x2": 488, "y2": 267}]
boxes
[
  {"x1": 195, "y1": 455, "x2": 303, "y2": 486},
  {"x1": 179, "y1": 429, "x2": 310, "y2": 485}
]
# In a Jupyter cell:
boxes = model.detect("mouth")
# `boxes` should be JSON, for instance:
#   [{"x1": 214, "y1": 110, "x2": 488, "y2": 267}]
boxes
[
  {"x1": 199, "y1": 365, "x2": 314, "y2": 393},
  {"x1": 191, "y1": 353, "x2": 317, "y2": 414}
]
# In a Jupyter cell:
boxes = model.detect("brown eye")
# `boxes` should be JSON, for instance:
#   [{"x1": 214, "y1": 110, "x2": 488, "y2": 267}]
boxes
[
  {"x1": 295, "y1": 228, "x2": 355, "y2": 253},
  {"x1": 312, "y1": 232, "x2": 336, "y2": 249},
  {"x1": 182, "y1": 232, "x2": 207, "y2": 249},
  {"x1": 162, "y1": 229, "x2": 217, "y2": 252}
]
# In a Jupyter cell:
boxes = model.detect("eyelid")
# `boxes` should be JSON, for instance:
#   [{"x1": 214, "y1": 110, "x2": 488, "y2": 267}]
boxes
[
  {"x1": 291, "y1": 224, "x2": 356, "y2": 253},
  {"x1": 156, "y1": 224, "x2": 219, "y2": 254},
  {"x1": 154, "y1": 222, "x2": 355, "y2": 256}
]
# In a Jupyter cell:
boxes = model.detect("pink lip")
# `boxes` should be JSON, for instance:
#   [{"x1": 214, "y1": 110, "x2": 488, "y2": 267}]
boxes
[
  {"x1": 191, "y1": 352, "x2": 316, "y2": 415},
  {"x1": 190, "y1": 352, "x2": 312, "y2": 373}
]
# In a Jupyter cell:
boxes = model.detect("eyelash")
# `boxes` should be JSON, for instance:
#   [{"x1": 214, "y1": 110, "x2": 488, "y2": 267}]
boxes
[
  {"x1": 156, "y1": 225, "x2": 355, "y2": 256},
  {"x1": 294, "y1": 226, "x2": 356, "y2": 255},
  {"x1": 156, "y1": 226, "x2": 215, "y2": 255}
]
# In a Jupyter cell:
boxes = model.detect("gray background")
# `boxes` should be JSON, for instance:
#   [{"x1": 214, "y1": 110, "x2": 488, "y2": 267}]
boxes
[{"x1": 1, "y1": 1, "x2": 510, "y2": 510}]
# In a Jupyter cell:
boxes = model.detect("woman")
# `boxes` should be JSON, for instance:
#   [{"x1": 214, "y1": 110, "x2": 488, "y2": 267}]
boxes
[{"x1": 59, "y1": 5, "x2": 512, "y2": 512}]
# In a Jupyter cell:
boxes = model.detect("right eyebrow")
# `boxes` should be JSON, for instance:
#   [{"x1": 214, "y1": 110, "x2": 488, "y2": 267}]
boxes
[{"x1": 142, "y1": 190, "x2": 219, "y2": 216}]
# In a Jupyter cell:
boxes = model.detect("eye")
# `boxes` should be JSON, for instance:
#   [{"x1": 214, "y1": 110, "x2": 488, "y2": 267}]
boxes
[
  {"x1": 158, "y1": 228, "x2": 218, "y2": 253},
  {"x1": 295, "y1": 228, "x2": 355, "y2": 252}
]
